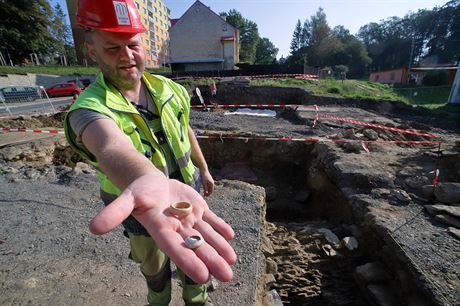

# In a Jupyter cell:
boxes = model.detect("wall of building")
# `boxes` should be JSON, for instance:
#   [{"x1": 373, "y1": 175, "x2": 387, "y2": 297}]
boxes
[
  {"x1": 169, "y1": 1, "x2": 237, "y2": 70},
  {"x1": 223, "y1": 41, "x2": 235, "y2": 70},
  {"x1": 0, "y1": 74, "x2": 96, "y2": 88},
  {"x1": 185, "y1": 62, "x2": 222, "y2": 72},
  {"x1": 134, "y1": 0, "x2": 171, "y2": 67},
  {"x1": 369, "y1": 69, "x2": 406, "y2": 84}
]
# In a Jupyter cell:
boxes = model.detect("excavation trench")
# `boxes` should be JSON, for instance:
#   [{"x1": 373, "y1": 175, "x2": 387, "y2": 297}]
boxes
[{"x1": 198, "y1": 137, "x2": 372, "y2": 305}]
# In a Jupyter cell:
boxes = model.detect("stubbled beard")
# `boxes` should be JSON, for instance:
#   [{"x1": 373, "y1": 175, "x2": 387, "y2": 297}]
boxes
[{"x1": 98, "y1": 59, "x2": 144, "y2": 90}]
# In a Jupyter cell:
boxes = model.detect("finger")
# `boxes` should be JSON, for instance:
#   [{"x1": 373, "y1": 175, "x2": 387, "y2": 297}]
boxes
[
  {"x1": 89, "y1": 190, "x2": 135, "y2": 235},
  {"x1": 202, "y1": 180, "x2": 209, "y2": 196},
  {"x1": 180, "y1": 228, "x2": 234, "y2": 282},
  {"x1": 150, "y1": 227, "x2": 211, "y2": 284},
  {"x1": 202, "y1": 210, "x2": 235, "y2": 241},
  {"x1": 194, "y1": 220, "x2": 237, "y2": 265},
  {"x1": 207, "y1": 181, "x2": 214, "y2": 196}
]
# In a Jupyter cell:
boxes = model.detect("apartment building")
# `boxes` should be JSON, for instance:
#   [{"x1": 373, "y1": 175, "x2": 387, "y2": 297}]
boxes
[
  {"x1": 133, "y1": 0, "x2": 170, "y2": 67},
  {"x1": 66, "y1": 0, "x2": 170, "y2": 68}
]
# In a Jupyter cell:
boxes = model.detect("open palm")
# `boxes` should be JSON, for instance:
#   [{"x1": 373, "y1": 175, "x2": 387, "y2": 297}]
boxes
[{"x1": 88, "y1": 174, "x2": 237, "y2": 283}]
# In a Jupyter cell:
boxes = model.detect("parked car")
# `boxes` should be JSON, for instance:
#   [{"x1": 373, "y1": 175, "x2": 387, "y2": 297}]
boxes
[
  {"x1": 0, "y1": 85, "x2": 41, "y2": 102},
  {"x1": 67, "y1": 78, "x2": 92, "y2": 88},
  {"x1": 45, "y1": 82, "x2": 83, "y2": 98}
]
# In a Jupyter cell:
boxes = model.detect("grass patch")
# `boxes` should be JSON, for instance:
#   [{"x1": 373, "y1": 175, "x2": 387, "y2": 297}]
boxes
[
  {"x1": 0, "y1": 65, "x2": 100, "y2": 76},
  {"x1": 393, "y1": 85, "x2": 451, "y2": 105},
  {"x1": 0, "y1": 65, "x2": 171, "y2": 76},
  {"x1": 175, "y1": 77, "x2": 219, "y2": 89},
  {"x1": 250, "y1": 78, "x2": 406, "y2": 102},
  {"x1": 249, "y1": 78, "x2": 459, "y2": 119}
]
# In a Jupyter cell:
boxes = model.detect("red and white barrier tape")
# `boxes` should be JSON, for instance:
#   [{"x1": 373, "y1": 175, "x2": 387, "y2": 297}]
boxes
[
  {"x1": 1, "y1": 127, "x2": 64, "y2": 134},
  {"x1": 317, "y1": 113, "x2": 437, "y2": 138},
  {"x1": 172, "y1": 73, "x2": 318, "y2": 81},
  {"x1": 192, "y1": 103, "x2": 289, "y2": 108},
  {"x1": 1, "y1": 126, "x2": 442, "y2": 151},
  {"x1": 432, "y1": 169, "x2": 440, "y2": 186},
  {"x1": 193, "y1": 103, "x2": 437, "y2": 139},
  {"x1": 196, "y1": 134, "x2": 442, "y2": 146}
]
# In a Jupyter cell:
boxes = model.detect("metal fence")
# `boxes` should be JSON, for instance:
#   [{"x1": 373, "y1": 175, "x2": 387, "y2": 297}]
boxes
[
  {"x1": 0, "y1": 85, "x2": 64, "y2": 117},
  {"x1": 393, "y1": 85, "x2": 452, "y2": 105}
]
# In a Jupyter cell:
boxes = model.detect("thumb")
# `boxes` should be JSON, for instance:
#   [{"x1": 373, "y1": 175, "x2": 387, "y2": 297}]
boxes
[{"x1": 89, "y1": 190, "x2": 135, "y2": 235}]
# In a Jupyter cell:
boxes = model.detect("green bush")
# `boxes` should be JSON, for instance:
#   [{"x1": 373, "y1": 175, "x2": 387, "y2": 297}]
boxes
[
  {"x1": 327, "y1": 87, "x2": 341, "y2": 94},
  {"x1": 422, "y1": 71, "x2": 448, "y2": 86}
]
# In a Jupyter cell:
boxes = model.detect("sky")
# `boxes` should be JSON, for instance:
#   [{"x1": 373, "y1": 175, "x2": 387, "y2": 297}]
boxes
[{"x1": 51, "y1": 0, "x2": 449, "y2": 58}]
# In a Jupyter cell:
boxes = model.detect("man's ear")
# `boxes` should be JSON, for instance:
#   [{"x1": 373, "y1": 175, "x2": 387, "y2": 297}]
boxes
[{"x1": 85, "y1": 42, "x2": 97, "y2": 62}]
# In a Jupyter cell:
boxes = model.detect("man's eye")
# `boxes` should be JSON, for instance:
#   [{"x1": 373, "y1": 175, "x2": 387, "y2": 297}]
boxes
[{"x1": 107, "y1": 47, "x2": 120, "y2": 51}]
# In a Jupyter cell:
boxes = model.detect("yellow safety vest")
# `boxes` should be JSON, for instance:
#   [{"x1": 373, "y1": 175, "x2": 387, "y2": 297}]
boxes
[{"x1": 64, "y1": 72, "x2": 198, "y2": 197}]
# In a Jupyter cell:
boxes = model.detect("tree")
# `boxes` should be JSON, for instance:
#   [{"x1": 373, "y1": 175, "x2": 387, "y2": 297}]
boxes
[
  {"x1": 287, "y1": 7, "x2": 371, "y2": 78},
  {"x1": 358, "y1": 0, "x2": 460, "y2": 71},
  {"x1": 255, "y1": 37, "x2": 278, "y2": 64},
  {"x1": 0, "y1": 0, "x2": 54, "y2": 64},
  {"x1": 290, "y1": 20, "x2": 303, "y2": 53},
  {"x1": 50, "y1": 3, "x2": 75, "y2": 65},
  {"x1": 221, "y1": 9, "x2": 260, "y2": 63}
]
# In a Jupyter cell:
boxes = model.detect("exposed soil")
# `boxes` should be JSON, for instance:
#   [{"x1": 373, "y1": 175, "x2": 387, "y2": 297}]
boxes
[{"x1": 1, "y1": 89, "x2": 459, "y2": 306}]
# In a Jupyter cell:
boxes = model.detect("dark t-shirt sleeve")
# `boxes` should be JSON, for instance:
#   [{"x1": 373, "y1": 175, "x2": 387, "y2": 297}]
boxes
[{"x1": 68, "y1": 108, "x2": 111, "y2": 145}]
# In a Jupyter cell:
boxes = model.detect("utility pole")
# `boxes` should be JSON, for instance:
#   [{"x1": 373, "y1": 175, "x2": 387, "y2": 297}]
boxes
[
  {"x1": 407, "y1": 34, "x2": 415, "y2": 84},
  {"x1": 448, "y1": 60, "x2": 460, "y2": 104}
]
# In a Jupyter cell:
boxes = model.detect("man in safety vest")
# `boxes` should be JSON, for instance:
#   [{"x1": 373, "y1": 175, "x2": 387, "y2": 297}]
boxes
[{"x1": 64, "y1": 1, "x2": 236, "y2": 305}]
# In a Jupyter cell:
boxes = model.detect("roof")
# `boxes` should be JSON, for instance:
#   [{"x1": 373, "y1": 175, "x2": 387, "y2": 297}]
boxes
[
  {"x1": 170, "y1": 0, "x2": 237, "y2": 32},
  {"x1": 410, "y1": 67, "x2": 457, "y2": 71},
  {"x1": 370, "y1": 65, "x2": 458, "y2": 75},
  {"x1": 170, "y1": 58, "x2": 224, "y2": 64},
  {"x1": 170, "y1": 18, "x2": 179, "y2": 27}
]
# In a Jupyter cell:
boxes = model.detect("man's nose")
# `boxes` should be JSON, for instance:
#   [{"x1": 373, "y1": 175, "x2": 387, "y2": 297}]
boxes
[{"x1": 119, "y1": 46, "x2": 134, "y2": 61}]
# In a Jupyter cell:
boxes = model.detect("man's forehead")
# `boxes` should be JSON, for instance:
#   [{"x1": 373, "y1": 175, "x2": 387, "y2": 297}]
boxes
[{"x1": 93, "y1": 30, "x2": 141, "y2": 45}]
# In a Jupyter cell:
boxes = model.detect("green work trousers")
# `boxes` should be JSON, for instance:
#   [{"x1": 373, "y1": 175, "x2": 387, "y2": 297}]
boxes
[{"x1": 129, "y1": 233, "x2": 208, "y2": 306}]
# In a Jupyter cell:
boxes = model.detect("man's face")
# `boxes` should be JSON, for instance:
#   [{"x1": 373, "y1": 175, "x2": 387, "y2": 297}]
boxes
[{"x1": 86, "y1": 31, "x2": 146, "y2": 90}]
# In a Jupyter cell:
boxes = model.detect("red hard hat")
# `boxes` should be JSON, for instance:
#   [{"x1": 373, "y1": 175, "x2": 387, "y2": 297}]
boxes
[{"x1": 77, "y1": 0, "x2": 146, "y2": 33}]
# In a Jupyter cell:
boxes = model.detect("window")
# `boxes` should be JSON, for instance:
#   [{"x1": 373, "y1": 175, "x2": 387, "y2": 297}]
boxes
[
  {"x1": 135, "y1": 2, "x2": 139, "y2": 9},
  {"x1": 143, "y1": 8, "x2": 147, "y2": 14},
  {"x1": 146, "y1": 50, "x2": 150, "y2": 55},
  {"x1": 144, "y1": 18, "x2": 147, "y2": 25},
  {"x1": 222, "y1": 23, "x2": 227, "y2": 31}
]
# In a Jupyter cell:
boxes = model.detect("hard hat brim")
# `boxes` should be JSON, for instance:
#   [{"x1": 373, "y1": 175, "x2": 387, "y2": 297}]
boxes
[{"x1": 91, "y1": 25, "x2": 146, "y2": 34}]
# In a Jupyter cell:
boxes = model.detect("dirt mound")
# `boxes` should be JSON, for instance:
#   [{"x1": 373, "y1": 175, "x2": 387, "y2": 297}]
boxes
[{"x1": 0, "y1": 112, "x2": 65, "y2": 129}]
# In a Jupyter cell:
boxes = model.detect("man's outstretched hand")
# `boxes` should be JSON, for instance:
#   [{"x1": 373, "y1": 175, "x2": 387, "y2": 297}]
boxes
[{"x1": 88, "y1": 174, "x2": 237, "y2": 284}]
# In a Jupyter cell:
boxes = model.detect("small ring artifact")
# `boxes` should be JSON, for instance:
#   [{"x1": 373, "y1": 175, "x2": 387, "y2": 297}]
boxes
[
  {"x1": 170, "y1": 202, "x2": 192, "y2": 218},
  {"x1": 184, "y1": 235, "x2": 203, "y2": 249}
]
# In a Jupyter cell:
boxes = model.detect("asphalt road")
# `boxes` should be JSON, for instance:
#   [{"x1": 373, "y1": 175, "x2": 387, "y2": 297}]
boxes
[{"x1": 0, "y1": 97, "x2": 71, "y2": 116}]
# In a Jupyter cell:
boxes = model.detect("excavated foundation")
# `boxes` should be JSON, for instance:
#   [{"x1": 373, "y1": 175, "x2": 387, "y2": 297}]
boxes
[
  {"x1": 200, "y1": 139, "x2": 365, "y2": 305},
  {"x1": 199, "y1": 138, "x2": 448, "y2": 306}
]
